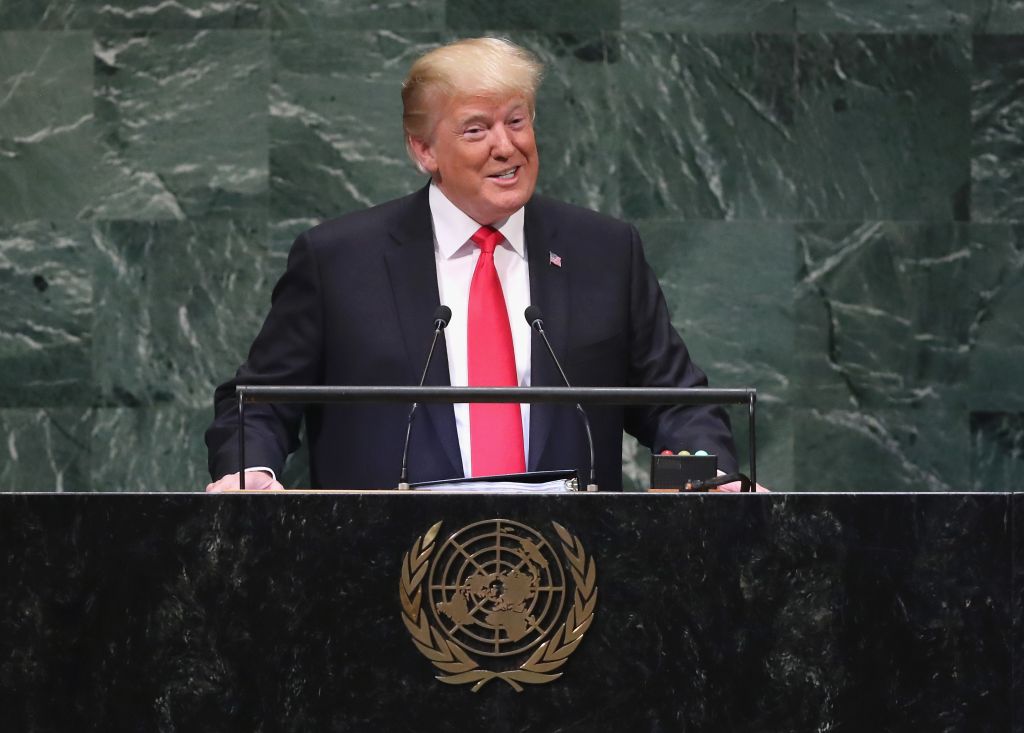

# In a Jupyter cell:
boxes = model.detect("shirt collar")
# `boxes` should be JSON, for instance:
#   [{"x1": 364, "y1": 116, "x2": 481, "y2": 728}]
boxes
[{"x1": 429, "y1": 182, "x2": 526, "y2": 260}]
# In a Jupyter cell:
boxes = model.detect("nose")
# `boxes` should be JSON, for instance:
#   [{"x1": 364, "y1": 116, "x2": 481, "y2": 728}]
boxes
[{"x1": 490, "y1": 124, "x2": 515, "y2": 158}]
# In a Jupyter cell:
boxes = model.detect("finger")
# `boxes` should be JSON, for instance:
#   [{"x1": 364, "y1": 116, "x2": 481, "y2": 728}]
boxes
[
  {"x1": 245, "y1": 472, "x2": 280, "y2": 491},
  {"x1": 206, "y1": 472, "x2": 242, "y2": 492}
]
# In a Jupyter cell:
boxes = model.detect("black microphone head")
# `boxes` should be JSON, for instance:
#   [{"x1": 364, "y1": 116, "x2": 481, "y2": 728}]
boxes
[
  {"x1": 524, "y1": 305, "x2": 544, "y2": 329},
  {"x1": 433, "y1": 305, "x2": 452, "y2": 329}
]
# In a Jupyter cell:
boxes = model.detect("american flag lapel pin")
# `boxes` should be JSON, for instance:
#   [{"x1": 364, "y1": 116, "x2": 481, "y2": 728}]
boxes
[{"x1": 549, "y1": 251, "x2": 562, "y2": 268}]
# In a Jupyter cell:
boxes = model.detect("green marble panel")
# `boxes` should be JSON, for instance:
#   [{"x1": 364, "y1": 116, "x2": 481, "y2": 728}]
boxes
[
  {"x1": 445, "y1": 0, "x2": 620, "y2": 31},
  {"x1": 0, "y1": 0, "x2": 265, "y2": 29},
  {"x1": 92, "y1": 218, "x2": 275, "y2": 409},
  {"x1": 971, "y1": 35, "x2": 1024, "y2": 222},
  {"x1": 0, "y1": 221, "x2": 93, "y2": 407},
  {"x1": 794, "y1": 0, "x2": 971, "y2": 31},
  {"x1": 90, "y1": 406, "x2": 210, "y2": 490},
  {"x1": 614, "y1": 33, "x2": 799, "y2": 220},
  {"x1": 970, "y1": 412, "x2": 1023, "y2": 490},
  {"x1": 976, "y1": 0, "x2": 1024, "y2": 31},
  {"x1": 795, "y1": 34, "x2": 970, "y2": 220},
  {"x1": 270, "y1": 30, "x2": 433, "y2": 222},
  {"x1": 0, "y1": 408, "x2": 92, "y2": 491},
  {"x1": 621, "y1": 433, "x2": 651, "y2": 491},
  {"x1": 794, "y1": 222, "x2": 973, "y2": 410},
  {"x1": 793, "y1": 407, "x2": 969, "y2": 491},
  {"x1": 91, "y1": 30, "x2": 268, "y2": 220},
  {"x1": 0, "y1": 32, "x2": 98, "y2": 221},
  {"x1": 92, "y1": 0, "x2": 266, "y2": 28},
  {"x1": 270, "y1": 0, "x2": 442, "y2": 29},
  {"x1": 524, "y1": 33, "x2": 621, "y2": 215},
  {"x1": 967, "y1": 225, "x2": 1024, "y2": 410},
  {"x1": 641, "y1": 220, "x2": 794, "y2": 401},
  {"x1": 621, "y1": 0, "x2": 795, "y2": 32},
  {"x1": 640, "y1": 220, "x2": 795, "y2": 488}
]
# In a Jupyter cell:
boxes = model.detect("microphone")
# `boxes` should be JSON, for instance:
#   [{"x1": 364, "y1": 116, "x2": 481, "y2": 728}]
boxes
[
  {"x1": 524, "y1": 306, "x2": 598, "y2": 492},
  {"x1": 398, "y1": 305, "x2": 452, "y2": 490}
]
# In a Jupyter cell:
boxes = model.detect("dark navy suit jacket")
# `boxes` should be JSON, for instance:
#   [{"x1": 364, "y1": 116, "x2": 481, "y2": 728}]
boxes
[{"x1": 206, "y1": 186, "x2": 736, "y2": 489}]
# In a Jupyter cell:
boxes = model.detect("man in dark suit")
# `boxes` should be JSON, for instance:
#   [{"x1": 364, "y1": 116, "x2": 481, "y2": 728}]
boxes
[{"x1": 205, "y1": 37, "x2": 737, "y2": 491}]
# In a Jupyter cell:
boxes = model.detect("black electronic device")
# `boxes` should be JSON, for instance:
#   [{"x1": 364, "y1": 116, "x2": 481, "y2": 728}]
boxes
[{"x1": 649, "y1": 452, "x2": 717, "y2": 491}]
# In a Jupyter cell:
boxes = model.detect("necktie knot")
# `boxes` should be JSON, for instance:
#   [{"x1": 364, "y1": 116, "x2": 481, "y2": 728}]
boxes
[{"x1": 471, "y1": 225, "x2": 503, "y2": 255}]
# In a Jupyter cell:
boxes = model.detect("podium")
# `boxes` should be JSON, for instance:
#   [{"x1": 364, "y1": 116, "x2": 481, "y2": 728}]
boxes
[{"x1": 2, "y1": 492, "x2": 1020, "y2": 731}]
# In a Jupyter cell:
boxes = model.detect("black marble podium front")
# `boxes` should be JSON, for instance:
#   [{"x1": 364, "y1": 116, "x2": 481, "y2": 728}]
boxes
[{"x1": 1, "y1": 493, "x2": 1020, "y2": 732}]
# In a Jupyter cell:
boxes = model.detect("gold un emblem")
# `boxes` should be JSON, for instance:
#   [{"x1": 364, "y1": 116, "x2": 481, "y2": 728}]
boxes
[{"x1": 400, "y1": 519, "x2": 598, "y2": 691}]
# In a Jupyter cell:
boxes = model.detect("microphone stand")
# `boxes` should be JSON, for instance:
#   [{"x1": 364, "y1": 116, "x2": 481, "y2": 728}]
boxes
[
  {"x1": 526, "y1": 308, "x2": 599, "y2": 492},
  {"x1": 398, "y1": 306, "x2": 451, "y2": 490}
]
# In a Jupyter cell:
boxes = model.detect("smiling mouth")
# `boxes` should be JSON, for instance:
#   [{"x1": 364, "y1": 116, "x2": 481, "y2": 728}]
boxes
[{"x1": 489, "y1": 166, "x2": 519, "y2": 180}]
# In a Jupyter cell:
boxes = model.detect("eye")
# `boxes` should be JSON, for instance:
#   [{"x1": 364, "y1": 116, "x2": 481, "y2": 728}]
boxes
[{"x1": 462, "y1": 125, "x2": 486, "y2": 140}]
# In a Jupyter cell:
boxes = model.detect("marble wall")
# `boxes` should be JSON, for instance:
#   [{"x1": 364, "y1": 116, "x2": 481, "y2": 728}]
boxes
[{"x1": 0, "y1": 1, "x2": 1021, "y2": 491}]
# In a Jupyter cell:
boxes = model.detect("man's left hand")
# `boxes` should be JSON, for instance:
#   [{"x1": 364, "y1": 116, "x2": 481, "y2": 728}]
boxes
[{"x1": 714, "y1": 469, "x2": 770, "y2": 492}]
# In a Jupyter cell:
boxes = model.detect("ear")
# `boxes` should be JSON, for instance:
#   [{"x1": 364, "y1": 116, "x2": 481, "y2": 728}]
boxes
[{"x1": 407, "y1": 134, "x2": 439, "y2": 175}]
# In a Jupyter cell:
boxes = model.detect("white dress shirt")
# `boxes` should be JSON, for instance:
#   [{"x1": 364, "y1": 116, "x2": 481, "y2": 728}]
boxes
[{"x1": 429, "y1": 183, "x2": 532, "y2": 477}]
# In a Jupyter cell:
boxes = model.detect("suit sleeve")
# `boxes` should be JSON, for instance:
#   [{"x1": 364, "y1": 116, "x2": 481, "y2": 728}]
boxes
[
  {"x1": 205, "y1": 231, "x2": 325, "y2": 480},
  {"x1": 622, "y1": 224, "x2": 739, "y2": 472}
]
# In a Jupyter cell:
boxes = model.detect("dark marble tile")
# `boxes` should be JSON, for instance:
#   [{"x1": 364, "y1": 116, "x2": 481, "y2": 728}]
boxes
[
  {"x1": 91, "y1": 30, "x2": 269, "y2": 220},
  {"x1": 0, "y1": 32, "x2": 98, "y2": 220},
  {"x1": 0, "y1": 0, "x2": 266, "y2": 29},
  {"x1": 90, "y1": 406, "x2": 211, "y2": 491},
  {"x1": 794, "y1": 222, "x2": 973, "y2": 410},
  {"x1": 967, "y1": 224, "x2": 1024, "y2": 410},
  {"x1": 971, "y1": 34, "x2": 1024, "y2": 222},
  {"x1": 795, "y1": 34, "x2": 970, "y2": 220},
  {"x1": 615, "y1": 33, "x2": 799, "y2": 221},
  {"x1": 270, "y1": 30, "x2": 434, "y2": 222},
  {"x1": 0, "y1": 221, "x2": 94, "y2": 407},
  {"x1": 795, "y1": 0, "x2": 972, "y2": 31},
  {"x1": 793, "y1": 407, "x2": 970, "y2": 491},
  {"x1": 620, "y1": 432, "x2": 652, "y2": 491},
  {"x1": 92, "y1": 218, "x2": 276, "y2": 408},
  {"x1": 445, "y1": 0, "x2": 620, "y2": 31},
  {"x1": 642, "y1": 220, "x2": 794, "y2": 401},
  {"x1": 0, "y1": 494, "x2": 1011, "y2": 729},
  {"x1": 93, "y1": 0, "x2": 266, "y2": 28},
  {"x1": 270, "y1": 0, "x2": 442, "y2": 29},
  {"x1": 976, "y1": 0, "x2": 1024, "y2": 31},
  {"x1": 0, "y1": 409, "x2": 92, "y2": 491},
  {"x1": 526, "y1": 33, "x2": 621, "y2": 216},
  {"x1": 621, "y1": 0, "x2": 796, "y2": 31},
  {"x1": 970, "y1": 412, "x2": 1024, "y2": 490}
]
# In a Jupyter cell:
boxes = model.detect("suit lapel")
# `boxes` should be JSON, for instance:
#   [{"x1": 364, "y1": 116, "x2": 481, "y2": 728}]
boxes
[
  {"x1": 383, "y1": 186, "x2": 463, "y2": 478},
  {"x1": 525, "y1": 198, "x2": 570, "y2": 472}
]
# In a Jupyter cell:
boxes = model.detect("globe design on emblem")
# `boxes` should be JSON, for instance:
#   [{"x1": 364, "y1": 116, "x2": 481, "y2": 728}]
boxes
[{"x1": 429, "y1": 519, "x2": 566, "y2": 657}]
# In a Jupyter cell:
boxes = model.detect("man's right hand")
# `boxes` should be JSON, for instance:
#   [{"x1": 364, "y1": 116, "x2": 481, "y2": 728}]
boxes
[{"x1": 205, "y1": 471, "x2": 284, "y2": 492}]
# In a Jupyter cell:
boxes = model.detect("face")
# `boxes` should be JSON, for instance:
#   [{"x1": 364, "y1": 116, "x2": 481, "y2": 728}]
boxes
[{"x1": 409, "y1": 94, "x2": 539, "y2": 225}]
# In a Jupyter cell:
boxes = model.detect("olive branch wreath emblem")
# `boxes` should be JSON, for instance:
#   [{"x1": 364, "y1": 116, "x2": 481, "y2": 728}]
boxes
[{"x1": 399, "y1": 520, "x2": 598, "y2": 692}]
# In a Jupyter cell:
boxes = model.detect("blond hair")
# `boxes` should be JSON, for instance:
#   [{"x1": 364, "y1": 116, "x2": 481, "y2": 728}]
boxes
[{"x1": 402, "y1": 37, "x2": 544, "y2": 168}]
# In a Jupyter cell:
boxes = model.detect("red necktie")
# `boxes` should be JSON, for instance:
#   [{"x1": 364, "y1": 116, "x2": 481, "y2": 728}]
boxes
[{"x1": 467, "y1": 225, "x2": 526, "y2": 476}]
